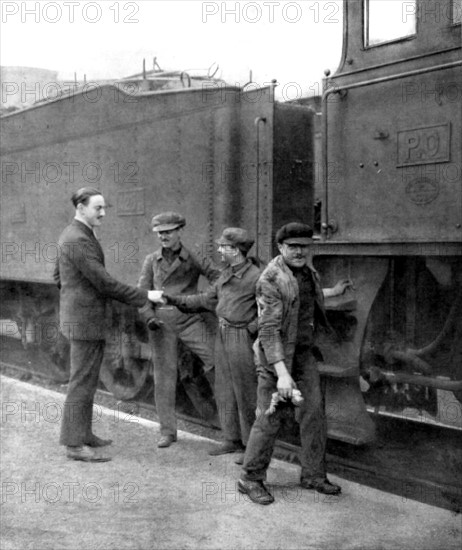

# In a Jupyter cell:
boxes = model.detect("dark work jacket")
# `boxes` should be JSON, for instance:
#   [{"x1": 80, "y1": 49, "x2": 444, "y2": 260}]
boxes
[
  {"x1": 137, "y1": 245, "x2": 220, "y2": 327},
  {"x1": 254, "y1": 255, "x2": 328, "y2": 375},
  {"x1": 168, "y1": 259, "x2": 261, "y2": 330},
  {"x1": 54, "y1": 219, "x2": 148, "y2": 340}
]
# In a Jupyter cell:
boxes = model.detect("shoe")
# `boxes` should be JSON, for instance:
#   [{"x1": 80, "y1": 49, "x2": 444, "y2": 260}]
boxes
[
  {"x1": 300, "y1": 478, "x2": 341, "y2": 495},
  {"x1": 238, "y1": 479, "x2": 274, "y2": 505},
  {"x1": 84, "y1": 435, "x2": 113, "y2": 447},
  {"x1": 158, "y1": 434, "x2": 177, "y2": 448},
  {"x1": 66, "y1": 445, "x2": 111, "y2": 462},
  {"x1": 208, "y1": 441, "x2": 244, "y2": 456},
  {"x1": 234, "y1": 453, "x2": 245, "y2": 465}
]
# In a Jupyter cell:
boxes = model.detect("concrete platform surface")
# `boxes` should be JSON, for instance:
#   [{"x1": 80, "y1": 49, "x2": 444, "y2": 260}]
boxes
[{"x1": 1, "y1": 375, "x2": 461, "y2": 550}]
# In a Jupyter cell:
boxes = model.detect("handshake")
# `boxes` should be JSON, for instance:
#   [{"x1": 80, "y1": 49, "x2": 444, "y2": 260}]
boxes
[
  {"x1": 144, "y1": 291, "x2": 166, "y2": 332},
  {"x1": 147, "y1": 290, "x2": 166, "y2": 304},
  {"x1": 144, "y1": 291, "x2": 181, "y2": 332}
]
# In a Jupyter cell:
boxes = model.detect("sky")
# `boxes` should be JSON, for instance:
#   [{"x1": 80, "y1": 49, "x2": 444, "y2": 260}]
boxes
[{"x1": 0, "y1": 0, "x2": 344, "y2": 101}]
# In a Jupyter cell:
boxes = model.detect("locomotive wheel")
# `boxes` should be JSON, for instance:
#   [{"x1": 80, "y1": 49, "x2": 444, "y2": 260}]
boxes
[{"x1": 99, "y1": 349, "x2": 151, "y2": 401}]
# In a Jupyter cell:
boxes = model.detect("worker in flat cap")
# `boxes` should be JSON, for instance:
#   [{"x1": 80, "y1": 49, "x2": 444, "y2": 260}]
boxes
[
  {"x1": 137, "y1": 212, "x2": 220, "y2": 448},
  {"x1": 163, "y1": 228, "x2": 261, "y2": 459},
  {"x1": 238, "y1": 222, "x2": 352, "y2": 504}
]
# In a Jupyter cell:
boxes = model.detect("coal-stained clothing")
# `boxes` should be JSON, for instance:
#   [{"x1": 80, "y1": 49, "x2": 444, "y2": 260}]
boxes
[
  {"x1": 54, "y1": 219, "x2": 148, "y2": 446},
  {"x1": 168, "y1": 259, "x2": 261, "y2": 444},
  {"x1": 253, "y1": 255, "x2": 328, "y2": 375},
  {"x1": 137, "y1": 245, "x2": 220, "y2": 437},
  {"x1": 242, "y1": 346, "x2": 327, "y2": 482},
  {"x1": 242, "y1": 254, "x2": 330, "y2": 483},
  {"x1": 294, "y1": 269, "x2": 316, "y2": 347}
]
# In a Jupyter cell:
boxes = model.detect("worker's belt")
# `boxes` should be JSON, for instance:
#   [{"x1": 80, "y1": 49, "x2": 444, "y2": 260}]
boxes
[{"x1": 218, "y1": 317, "x2": 252, "y2": 329}]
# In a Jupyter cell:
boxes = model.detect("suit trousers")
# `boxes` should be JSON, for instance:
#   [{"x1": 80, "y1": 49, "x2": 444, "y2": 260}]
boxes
[
  {"x1": 150, "y1": 310, "x2": 214, "y2": 436},
  {"x1": 215, "y1": 323, "x2": 257, "y2": 446},
  {"x1": 242, "y1": 347, "x2": 327, "y2": 482},
  {"x1": 59, "y1": 339, "x2": 105, "y2": 446}
]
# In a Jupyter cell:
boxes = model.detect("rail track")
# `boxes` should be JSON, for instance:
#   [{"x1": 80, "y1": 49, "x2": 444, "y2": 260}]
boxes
[{"x1": 1, "y1": 347, "x2": 460, "y2": 514}]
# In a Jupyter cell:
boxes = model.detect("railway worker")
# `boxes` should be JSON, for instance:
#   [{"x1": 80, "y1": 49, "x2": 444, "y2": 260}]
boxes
[
  {"x1": 161, "y1": 228, "x2": 261, "y2": 460},
  {"x1": 137, "y1": 211, "x2": 220, "y2": 448},
  {"x1": 55, "y1": 187, "x2": 162, "y2": 463},
  {"x1": 237, "y1": 222, "x2": 352, "y2": 505}
]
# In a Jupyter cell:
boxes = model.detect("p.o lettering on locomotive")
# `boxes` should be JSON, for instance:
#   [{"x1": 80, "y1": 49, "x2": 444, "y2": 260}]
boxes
[{"x1": 397, "y1": 124, "x2": 450, "y2": 167}]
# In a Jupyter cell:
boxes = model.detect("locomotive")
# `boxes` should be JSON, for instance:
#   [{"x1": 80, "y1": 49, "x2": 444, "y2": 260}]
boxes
[
  {"x1": 314, "y1": 0, "x2": 462, "y2": 442},
  {"x1": 1, "y1": 0, "x2": 461, "y2": 448}
]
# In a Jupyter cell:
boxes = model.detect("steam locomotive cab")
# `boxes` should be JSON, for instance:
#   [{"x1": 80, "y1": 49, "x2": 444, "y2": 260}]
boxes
[{"x1": 313, "y1": 0, "x2": 462, "y2": 439}]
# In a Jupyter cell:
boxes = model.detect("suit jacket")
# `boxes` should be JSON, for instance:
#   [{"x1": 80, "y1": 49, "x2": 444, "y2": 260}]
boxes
[{"x1": 54, "y1": 219, "x2": 148, "y2": 340}]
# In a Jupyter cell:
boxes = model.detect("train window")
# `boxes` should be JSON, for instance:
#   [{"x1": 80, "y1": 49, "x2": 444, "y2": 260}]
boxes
[
  {"x1": 453, "y1": 0, "x2": 462, "y2": 24},
  {"x1": 364, "y1": 0, "x2": 416, "y2": 47}
]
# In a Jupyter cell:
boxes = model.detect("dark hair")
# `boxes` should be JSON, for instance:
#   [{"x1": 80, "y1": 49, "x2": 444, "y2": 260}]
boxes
[{"x1": 71, "y1": 187, "x2": 102, "y2": 208}]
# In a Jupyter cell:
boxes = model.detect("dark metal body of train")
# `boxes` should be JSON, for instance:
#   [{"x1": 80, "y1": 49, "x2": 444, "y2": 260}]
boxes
[{"x1": 1, "y1": 1, "x2": 461, "y2": 452}]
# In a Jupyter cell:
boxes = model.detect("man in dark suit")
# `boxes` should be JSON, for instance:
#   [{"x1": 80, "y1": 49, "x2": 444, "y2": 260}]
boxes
[{"x1": 54, "y1": 187, "x2": 162, "y2": 462}]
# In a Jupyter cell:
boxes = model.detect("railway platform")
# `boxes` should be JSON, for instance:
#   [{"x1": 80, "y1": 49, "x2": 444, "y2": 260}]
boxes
[{"x1": 1, "y1": 375, "x2": 460, "y2": 550}]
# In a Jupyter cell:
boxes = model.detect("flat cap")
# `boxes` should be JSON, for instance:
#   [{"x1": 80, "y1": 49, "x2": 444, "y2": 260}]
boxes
[
  {"x1": 216, "y1": 227, "x2": 254, "y2": 253},
  {"x1": 276, "y1": 222, "x2": 313, "y2": 244},
  {"x1": 151, "y1": 211, "x2": 186, "y2": 232}
]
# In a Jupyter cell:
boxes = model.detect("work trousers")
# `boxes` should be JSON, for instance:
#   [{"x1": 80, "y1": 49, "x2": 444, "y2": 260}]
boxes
[
  {"x1": 59, "y1": 339, "x2": 105, "y2": 446},
  {"x1": 242, "y1": 346, "x2": 327, "y2": 482},
  {"x1": 150, "y1": 309, "x2": 214, "y2": 436},
  {"x1": 215, "y1": 322, "x2": 257, "y2": 446}
]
